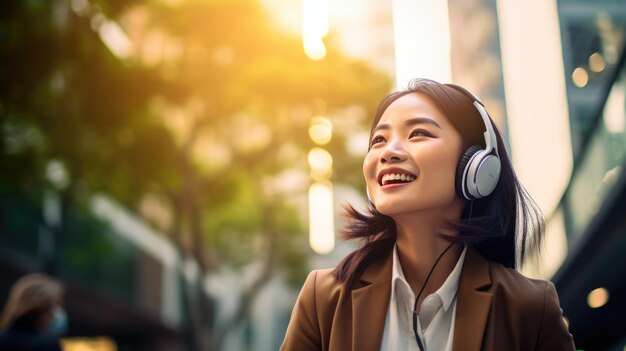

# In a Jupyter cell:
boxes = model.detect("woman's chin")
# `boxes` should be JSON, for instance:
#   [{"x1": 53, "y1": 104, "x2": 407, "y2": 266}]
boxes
[{"x1": 375, "y1": 203, "x2": 416, "y2": 217}]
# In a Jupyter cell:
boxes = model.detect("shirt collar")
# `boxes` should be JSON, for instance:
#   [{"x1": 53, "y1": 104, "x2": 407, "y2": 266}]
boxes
[
  {"x1": 390, "y1": 244, "x2": 467, "y2": 312},
  {"x1": 390, "y1": 243, "x2": 410, "y2": 302}
]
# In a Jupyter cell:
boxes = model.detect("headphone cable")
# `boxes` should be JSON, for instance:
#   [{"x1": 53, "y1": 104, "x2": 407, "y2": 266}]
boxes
[
  {"x1": 412, "y1": 242, "x2": 455, "y2": 351},
  {"x1": 411, "y1": 199, "x2": 472, "y2": 350}
]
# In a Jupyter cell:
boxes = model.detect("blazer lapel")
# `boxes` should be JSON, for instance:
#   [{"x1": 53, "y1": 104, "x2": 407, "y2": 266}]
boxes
[
  {"x1": 453, "y1": 246, "x2": 493, "y2": 351},
  {"x1": 352, "y1": 252, "x2": 393, "y2": 351}
]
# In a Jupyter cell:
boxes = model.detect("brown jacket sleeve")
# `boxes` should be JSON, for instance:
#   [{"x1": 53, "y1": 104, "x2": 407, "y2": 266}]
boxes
[
  {"x1": 536, "y1": 281, "x2": 575, "y2": 350},
  {"x1": 280, "y1": 271, "x2": 322, "y2": 351}
]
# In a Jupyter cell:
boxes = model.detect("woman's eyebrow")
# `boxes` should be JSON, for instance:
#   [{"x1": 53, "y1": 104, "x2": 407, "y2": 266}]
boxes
[
  {"x1": 405, "y1": 117, "x2": 441, "y2": 129},
  {"x1": 373, "y1": 117, "x2": 441, "y2": 133}
]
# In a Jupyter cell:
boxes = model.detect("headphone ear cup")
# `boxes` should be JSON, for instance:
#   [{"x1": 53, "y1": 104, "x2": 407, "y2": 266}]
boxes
[{"x1": 456, "y1": 145, "x2": 482, "y2": 199}]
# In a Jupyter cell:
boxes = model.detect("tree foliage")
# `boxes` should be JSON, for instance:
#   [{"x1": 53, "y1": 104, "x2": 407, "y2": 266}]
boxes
[{"x1": 1, "y1": 0, "x2": 391, "y2": 348}]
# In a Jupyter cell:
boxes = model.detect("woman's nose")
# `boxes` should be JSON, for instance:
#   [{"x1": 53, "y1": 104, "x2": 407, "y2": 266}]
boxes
[{"x1": 380, "y1": 140, "x2": 408, "y2": 164}]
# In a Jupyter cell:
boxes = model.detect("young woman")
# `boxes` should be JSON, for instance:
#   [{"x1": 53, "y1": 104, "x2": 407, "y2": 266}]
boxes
[{"x1": 281, "y1": 79, "x2": 575, "y2": 351}]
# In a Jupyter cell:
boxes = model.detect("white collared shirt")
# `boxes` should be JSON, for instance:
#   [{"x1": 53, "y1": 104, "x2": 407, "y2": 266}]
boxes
[{"x1": 380, "y1": 245, "x2": 467, "y2": 351}]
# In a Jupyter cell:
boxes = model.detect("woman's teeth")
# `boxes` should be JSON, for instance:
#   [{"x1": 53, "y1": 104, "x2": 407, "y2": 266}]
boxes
[{"x1": 381, "y1": 173, "x2": 416, "y2": 185}]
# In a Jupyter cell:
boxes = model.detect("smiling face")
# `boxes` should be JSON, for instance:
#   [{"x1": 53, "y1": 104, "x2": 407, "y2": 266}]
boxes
[{"x1": 363, "y1": 92, "x2": 465, "y2": 219}]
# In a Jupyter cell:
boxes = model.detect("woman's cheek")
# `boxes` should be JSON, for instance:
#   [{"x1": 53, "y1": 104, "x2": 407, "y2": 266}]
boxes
[{"x1": 362, "y1": 153, "x2": 377, "y2": 181}]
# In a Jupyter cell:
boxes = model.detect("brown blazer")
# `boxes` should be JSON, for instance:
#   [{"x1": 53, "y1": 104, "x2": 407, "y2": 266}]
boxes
[{"x1": 280, "y1": 246, "x2": 575, "y2": 351}]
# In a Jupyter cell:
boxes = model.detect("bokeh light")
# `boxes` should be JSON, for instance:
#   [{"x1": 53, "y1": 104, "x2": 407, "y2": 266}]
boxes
[
  {"x1": 302, "y1": 0, "x2": 328, "y2": 60},
  {"x1": 572, "y1": 67, "x2": 589, "y2": 88},
  {"x1": 308, "y1": 147, "x2": 333, "y2": 181},
  {"x1": 308, "y1": 116, "x2": 332, "y2": 145},
  {"x1": 587, "y1": 287, "x2": 609, "y2": 308},
  {"x1": 589, "y1": 52, "x2": 606, "y2": 73}
]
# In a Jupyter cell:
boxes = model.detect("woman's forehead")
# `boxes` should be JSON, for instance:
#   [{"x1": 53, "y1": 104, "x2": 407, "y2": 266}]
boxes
[{"x1": 376, "y1": 93, "x2": 448, "y2": 126}]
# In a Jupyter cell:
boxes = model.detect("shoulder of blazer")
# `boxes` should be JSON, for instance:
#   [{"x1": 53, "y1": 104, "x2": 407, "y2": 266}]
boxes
[
  {"x1": 462, "y1": 246, "x2": 552, "y2": 320},
  {"x1": 309, "y1": 268, "x2": 346, "y2": 310},
  {"x1": 309, "y1": 250, "x2": 394, "y2": 311},
  {"x1": 488, "y1": 261, "x2": 547, "y2": 295},
  {"x1": 301, "y1": 250, "x2": 394, "y2": 326},
  {"x1": 485, "y1": 259, "x2": 575, "y2": 350},
  {"x1": 486, "y1": 260, "x2": 553, "y2": 315},
  {"x1": 455, "y1": 247, "x2": 574, "y2": 351}
]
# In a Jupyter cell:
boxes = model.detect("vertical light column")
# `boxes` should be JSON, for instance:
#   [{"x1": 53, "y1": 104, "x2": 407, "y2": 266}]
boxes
[
  {"x1": 497, "y1": 0, "x2": 572, "y2": 278},
  {"x1": 308, "y1": 183, "x2": 334, "y2": 254},
  {"x1": 308, "y1": 117, "x2": 335, "y2": 254},
  {"x1": 302, "y1": 2, "x2": 333, "y2": 254},
  {"x1": 391, "y1": 0, "x2": 452, "y2": 88},
  {"x1": 497, "y1": 0, "x2": 572, "y2": 215},
  {"x1": 302, "y1": 0, "x2": 329, "y2": 60}
]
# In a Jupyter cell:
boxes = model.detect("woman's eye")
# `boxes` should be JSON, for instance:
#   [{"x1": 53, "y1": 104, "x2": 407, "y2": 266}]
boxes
[
  {"x1": 409, "y1": 129, "x2": 431, "y2": 138},
  {"x1": 370, "y1": 135, "x2": 386, "y2": 146}
]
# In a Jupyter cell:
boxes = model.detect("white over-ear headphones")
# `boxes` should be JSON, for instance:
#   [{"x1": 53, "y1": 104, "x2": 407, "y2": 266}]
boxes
[{"x1": 447, "y1": 84, "x2": 501, "y2": 200}]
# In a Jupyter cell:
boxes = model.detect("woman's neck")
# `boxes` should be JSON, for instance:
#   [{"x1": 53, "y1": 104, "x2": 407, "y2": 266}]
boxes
[{"x1": 393, "y1": 210, "x2": 464, "y2": 306}]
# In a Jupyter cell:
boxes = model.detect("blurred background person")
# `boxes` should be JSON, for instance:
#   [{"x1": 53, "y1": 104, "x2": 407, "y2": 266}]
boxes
[{"x1": 0, "y1": 273, "x2": 66, "y2": 351}]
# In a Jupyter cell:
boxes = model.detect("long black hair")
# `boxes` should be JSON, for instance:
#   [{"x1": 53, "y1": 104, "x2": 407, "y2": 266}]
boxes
[{"x1": 332, "y1": 78, "x2": 544, "y2": 285}]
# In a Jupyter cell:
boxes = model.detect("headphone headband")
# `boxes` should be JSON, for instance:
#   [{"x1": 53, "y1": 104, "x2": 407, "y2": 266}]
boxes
[
  {"x1": 445, "y1": 83, "x2": 498, "y2": 157},
  {"x1": 473, "y1": 101, "x2": 498, "y2": 156}
]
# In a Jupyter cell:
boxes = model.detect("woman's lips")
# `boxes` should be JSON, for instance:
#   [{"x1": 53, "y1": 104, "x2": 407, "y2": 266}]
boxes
[{"x1": 377, "y1": 167, "x2": 418, "y2": 186}]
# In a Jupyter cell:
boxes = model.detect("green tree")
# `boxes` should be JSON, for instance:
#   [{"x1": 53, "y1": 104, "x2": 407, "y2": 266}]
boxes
[{"x1": 1, "y1": 0, "x2": 391, "y2": 349}]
